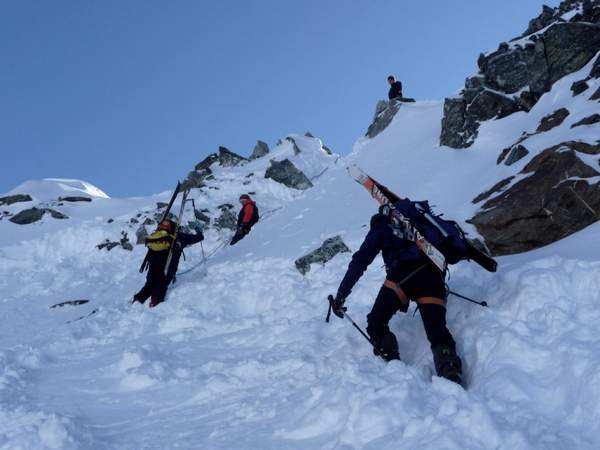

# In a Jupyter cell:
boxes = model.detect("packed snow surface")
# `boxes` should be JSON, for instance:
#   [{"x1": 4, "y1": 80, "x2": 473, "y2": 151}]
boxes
[{"x1": 1, "y1": 61, "x2": 599, "y2": 448}]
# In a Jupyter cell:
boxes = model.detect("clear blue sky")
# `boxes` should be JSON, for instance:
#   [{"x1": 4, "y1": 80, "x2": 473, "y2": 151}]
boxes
[{"x1": 1, "y1": 0, "x2": 560, "y2": 197}]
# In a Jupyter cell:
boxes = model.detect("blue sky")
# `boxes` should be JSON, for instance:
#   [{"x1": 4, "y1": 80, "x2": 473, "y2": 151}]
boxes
[{"x1": 1, "y1": 0, "x2": 560, "y2": 197}]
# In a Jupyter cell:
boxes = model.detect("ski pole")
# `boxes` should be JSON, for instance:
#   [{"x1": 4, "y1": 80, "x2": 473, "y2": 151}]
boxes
[
  {"x1": 448, "y1": 290, "x2": 488, "y2": 307},
  {"x1": 326, "y1": 295, "x2": 374, "y2": 348}
]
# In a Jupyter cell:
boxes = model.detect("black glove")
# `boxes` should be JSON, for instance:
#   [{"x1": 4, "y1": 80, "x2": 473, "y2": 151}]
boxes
[{"x1": 330, "y1": 294, "x2": 347, "y2": 319}]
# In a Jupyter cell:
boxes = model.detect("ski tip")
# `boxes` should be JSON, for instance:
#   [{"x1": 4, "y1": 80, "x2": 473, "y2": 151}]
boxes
[{"x1": 346, "y1": 164, "x2": 367, "y2": 182}]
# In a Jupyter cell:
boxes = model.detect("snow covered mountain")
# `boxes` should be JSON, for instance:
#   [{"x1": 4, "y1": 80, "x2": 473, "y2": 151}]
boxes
[{"x1": 1, "y1": 1, "x2": 599, "y2": 449}]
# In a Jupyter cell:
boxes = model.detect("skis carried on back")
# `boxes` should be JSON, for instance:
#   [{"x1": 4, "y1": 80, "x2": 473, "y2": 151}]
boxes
[
  {"x1": 347, "y1": 165, "x2": 497, "y2": 273},
  {"x1": 139, "y1": 181, "x2": 181, "y2": 273},
  {"x1": 164, "y1": 187, "x2": 190, "y2": 276}
]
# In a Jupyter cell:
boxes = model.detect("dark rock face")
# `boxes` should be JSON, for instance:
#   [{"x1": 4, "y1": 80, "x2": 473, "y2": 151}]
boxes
[
  {"x1": 265, "y1": 159, "x2": 313, "y2": 190},
  {"x1": 504, "y1": 145, "x2": 530, "y2": 166},
  {"x1": 9, "y1": 208, "x2": 68, "y2": 224},
  {"x1": 591, "y1": 54, "x2": 600, "y2": 78},
  {"x1": 591, "y1": 86, "x2": 600, "y2": 100},
  {"x1": 250, "y1": 140, "x2": 270, "y2": 160},
  {"x1": 218, "y1": 146, "x2": 247, "y2": 167},
  {"x1": 59, "y1": 196, "x2": 92, "y2": 202},
  {"x1": 0, "y1": 194, "x2": 32, "y2": 206},
  {"x1": 571, "y1": 79, "x2": 590, "y2": 95},
  {"x1": 194, "y1": 208, "x2": 211, "y2": 224},
  {"x1": 571, "y1": 114, "x2": 600, "y2": 128},
  {"x1": 536, "y1": 108, "x2": 570, "y2": 132},
  {"x1": 472, "y1": 177, "x2": 515, "y2": 204},
  {"x1": 440, "y1": 1, "x2": 600, "y2": 148},
  {"x1": 294, "y1": 236, "x2": 351, "y2": 275},
  {"x1": 470, "y1": 141, "x2": 600, "y2": 255}
]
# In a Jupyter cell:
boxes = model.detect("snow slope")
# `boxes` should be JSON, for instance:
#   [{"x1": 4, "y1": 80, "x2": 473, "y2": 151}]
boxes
[{"x1": 1, "y1": 66, "x2": 599, "y2": 448}]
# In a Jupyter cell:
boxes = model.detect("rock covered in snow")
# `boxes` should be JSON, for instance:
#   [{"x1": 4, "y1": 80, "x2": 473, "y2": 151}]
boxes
[
  {"x1": 265, "y1": 159, "x2": 313, "y2": 190},
  {"x1": 294, "y1": 236, "x2": 351, "y2": 275},
  {"x1": 440, "y1": 0, "x2": 600, "y2": 148}
]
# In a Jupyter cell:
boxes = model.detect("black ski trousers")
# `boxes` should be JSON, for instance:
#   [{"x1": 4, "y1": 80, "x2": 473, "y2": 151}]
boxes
[
  {"x1": 135, "y1": 258, "x2": 172, "y2": 305},
  {"x1": 366, "y1": 285, "x2": 456, "y2": 352}
]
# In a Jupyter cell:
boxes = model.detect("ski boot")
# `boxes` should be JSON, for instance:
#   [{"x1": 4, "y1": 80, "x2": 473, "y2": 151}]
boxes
[
  {"x1": 433, "y1": 344, "x2": 462, "y2": 385},
  {"x1": 373, "y1": 332, "x2": 400, "y2": 362}
]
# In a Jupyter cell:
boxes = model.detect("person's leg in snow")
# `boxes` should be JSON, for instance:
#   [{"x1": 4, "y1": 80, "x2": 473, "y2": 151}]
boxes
[
  {"x1": 366, "y1": 285, "x2": 404, "y2": 361},
  {"x1": 418, "y1": 302, "x2": 462, "y2": 384}
]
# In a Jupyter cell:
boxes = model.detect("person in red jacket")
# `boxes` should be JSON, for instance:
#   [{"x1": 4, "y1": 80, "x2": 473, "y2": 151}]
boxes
[{"x1": 230, "y1": 194, "x2": 259, "y2": 245}]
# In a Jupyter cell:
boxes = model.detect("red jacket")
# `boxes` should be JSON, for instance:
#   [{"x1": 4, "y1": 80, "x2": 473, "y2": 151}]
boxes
[{"x1": 238, "y1": 200, "x2": 257, "y2": 227}]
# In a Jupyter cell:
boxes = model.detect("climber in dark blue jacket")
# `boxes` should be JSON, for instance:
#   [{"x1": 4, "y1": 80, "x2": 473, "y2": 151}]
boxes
[{"x1": 332, "y1": 208, "x2": 462, "y2": 384}]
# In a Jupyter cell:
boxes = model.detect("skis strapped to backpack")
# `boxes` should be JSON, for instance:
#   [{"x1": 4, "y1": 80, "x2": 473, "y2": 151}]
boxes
[
  {"x1": 139, "y1": 181, "x2": 181, "y2": 273},
  {"x1": 347, "y1": 165, "x2": 497, "y2": 273},
  {"x1": 164, "y1": 188, "x2": 190, "y2": 276}
]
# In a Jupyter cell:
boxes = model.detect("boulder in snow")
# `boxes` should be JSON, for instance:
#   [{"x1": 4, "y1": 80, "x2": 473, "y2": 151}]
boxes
[
  {"x1": 265, "y1": 159, "x2": 313, "y2": 190},
  {"x1": 294, "y1": 236, "x2": 351, "y2": 275},
  {"x1": 97, "y1": 231, "x2": 133, "y2": 252},
  {"x1": 9, "y1": 207, "x2": 68, "y2": 225},
  {"x1": 571, "y1": 114, "x2": 600, "y2": 128},
  {"x1": 571, "y1": 79, "x2": 590, "y2": 96},
  {"x1": 536, "y1": 108, "x2": 570, "y2": 132}
]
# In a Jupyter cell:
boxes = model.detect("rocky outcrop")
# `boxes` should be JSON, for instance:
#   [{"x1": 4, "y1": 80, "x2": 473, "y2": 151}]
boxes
[
  {"x1": 97, "y1": 231, "x2": 134, "y2": 251},
  {"x1": 470, "y1": 141, "x2": 600, "y2": 255},
  {"x1": 218, "y1": 146, "x2": 247, "y2": 167},
  {"x1": 536, "y1": 108, "x2": 570, "y2": 132},
  {"x1": 250, "y1": 140, "x2": 270, "y2": 160},
  {"x1": 9, "y1": 208, "x2": 68, "y2": 224},
  {"x1": 214, "y1": 205, "x2": 237, "y2": 231},
  {"x1": 294, "y1": 236, "x2": 351, "y2": 275},
  {"x1": 135, "y1": 224, "x2": 148, "y2": 245},
  {"x1": 571, "y1": 79, "x2": 590, "y2": 95},
  {"x1": 441, "y1": 1, "x2": 600, "y2": 148},
  {"x1": 0, "y1": 194, "x2": 32, "y2": 206},
  {"x1": 571, "y1": 114, "x2": 600, "y2": 128},
  {"x1": 504, "y1": 145, "x2": 530, "y2": 166},
  {"x1": 366, "y1": 98, "x2": 415, "y2": 139},
  {"x1": 591, "y1": 86, "x2": 600, "y2": 100},
  {"x1": 265, "y1": 159, "x2": 313, "y2": 190},
  {"x1": 285, "y1": 137, "x2": 302, "y2": 155},
  {"x1": 59, "y1": 196, "x2": 92, "y2": 202}
]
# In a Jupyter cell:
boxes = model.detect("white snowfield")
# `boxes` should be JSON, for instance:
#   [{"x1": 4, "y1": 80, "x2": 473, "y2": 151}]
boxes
[{"x1": 1, "y1": 61, "x2": 599, "y2": 449}]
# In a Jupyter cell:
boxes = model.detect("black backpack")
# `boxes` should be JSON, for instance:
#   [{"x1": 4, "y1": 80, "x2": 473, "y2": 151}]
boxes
[{"x1": 391, "y1": 198, "x2": 468, "y2": 265}]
